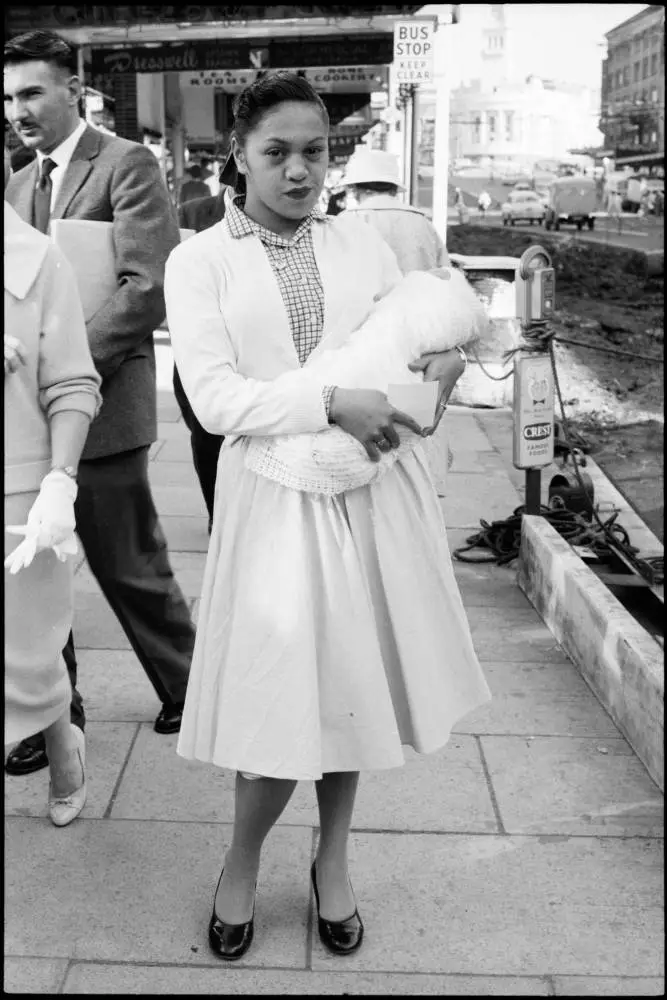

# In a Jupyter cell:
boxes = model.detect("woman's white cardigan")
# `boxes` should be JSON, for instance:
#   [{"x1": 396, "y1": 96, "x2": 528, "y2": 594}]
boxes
[{"x1": 164, "y1": 214, "x2": 486, "y2": 494}]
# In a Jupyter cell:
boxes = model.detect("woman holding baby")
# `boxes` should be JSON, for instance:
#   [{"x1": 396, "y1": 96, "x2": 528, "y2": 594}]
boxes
[{"x1": 164, "y1": 71, "x2": 491, "y2": 961}]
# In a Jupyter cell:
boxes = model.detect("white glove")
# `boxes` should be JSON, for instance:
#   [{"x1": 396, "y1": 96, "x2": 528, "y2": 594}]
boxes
[{"x1": 4, "y1": 469, "x2": 78, "y2": 575}]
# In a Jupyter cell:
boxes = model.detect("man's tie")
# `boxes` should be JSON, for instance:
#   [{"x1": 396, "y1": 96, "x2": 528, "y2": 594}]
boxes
[{"x1": 32, "y1": 157, "x2": 57, "y2": 234}]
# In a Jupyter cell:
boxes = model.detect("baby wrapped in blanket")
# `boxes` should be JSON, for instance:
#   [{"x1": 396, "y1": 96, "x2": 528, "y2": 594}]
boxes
[{"x1": 244, "y1": 266, "x2": 489, "y2": 495}]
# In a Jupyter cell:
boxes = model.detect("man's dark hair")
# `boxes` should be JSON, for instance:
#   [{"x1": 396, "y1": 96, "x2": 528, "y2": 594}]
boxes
[
  {"x1": 4, "y1": 29, "x2": 77, "y2": 75},
  {"x1": 353, "y1": 181, "x2": 399, "y2": 196}
]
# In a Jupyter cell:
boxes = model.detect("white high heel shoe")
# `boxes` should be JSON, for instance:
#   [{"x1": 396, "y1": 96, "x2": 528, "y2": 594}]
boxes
[{"x1": 48, "y1": 724, "x2": 86, "y2": 827}]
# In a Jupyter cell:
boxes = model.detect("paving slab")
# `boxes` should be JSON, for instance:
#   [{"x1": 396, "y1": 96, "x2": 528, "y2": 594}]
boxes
[
  {"x1": 151, "y1": 485, "x2": 208, "y2": 518},
  {"x1": 152, "y1": 437, "x2": 195, "y2": 463},
  {"x1": 166, "y1": 552, "x2": 208, "y2": 599},
  {"x1": 160, "y1": 515, "x2": 210, "y2": 553},
  {"x1": 4, "y1": 722, "x2": 137, "y2": 820},
  {"x1": 3, "y1": 957, "x2": 69, "y2": 994},
  {"x1": 450, "y1": 560, "x2": 534, "y2": 608},
  {"x1": 444, "y1": 409, "x2": 498, "y2": 452},
  {"x1": 154, "y1": 419, "x2": 190, "y2": 441},
  {"x1": 552, "y1": 975, "x2": 665, "y2": 996},
  {"x1": 454, "y1": 661, "x2": 622, "y2": 738},
  {"x1": 466, "y1": 605, "x2": 570, "y2": 663},
  {"x1": 480, "y1": 735, "x2": 664, "y2": 837},
  {"x1": 74, "y1": 592, "x2": 132, "y2": 649},
  {"x1": 109, "y1": 733, "x2": 498, "y2": 834},
  {"x1": 441, "y1": 472, "x2": 522, "y2": 528},
  {"x1": 4, "y1": 819, "x2": 312, "y2": 969},
  {"x1": 309, "y1": 833, "x2": 664, "y2": 976},
  {"x1": 148, "y1": 461, "x2": 201, "y2": 489},
  {"x1": 61, "y1": 964, "x2": 552, "y2": 995},
  {"x1": 69, "y1": 650, "x2": 159, "y2": 722}
]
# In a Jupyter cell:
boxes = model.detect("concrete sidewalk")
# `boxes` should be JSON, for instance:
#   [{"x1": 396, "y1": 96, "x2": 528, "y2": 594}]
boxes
[{"x1": 4, "y1": 375, "x2": 664, "y2": 995}]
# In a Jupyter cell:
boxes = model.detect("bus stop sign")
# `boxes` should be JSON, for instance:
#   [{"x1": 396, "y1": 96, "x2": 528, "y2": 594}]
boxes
[{"x1": 393, "y1": 19, "x2": 435, "y2": 84}]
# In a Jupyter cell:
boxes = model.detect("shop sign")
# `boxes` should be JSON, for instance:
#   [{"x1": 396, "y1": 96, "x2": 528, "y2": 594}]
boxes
[
  {"x1": 393, "y1": 18, "x2": 436, "y2": 83},
  {"x1": 8, "y1": 6, "x2": 421, "y2": 31},
  {"x1": 180, "y1": 66, "x2": 386, "y2": 94},
  {"x1": 90, "y1": 34, "x2": 393, "y2": 76}
]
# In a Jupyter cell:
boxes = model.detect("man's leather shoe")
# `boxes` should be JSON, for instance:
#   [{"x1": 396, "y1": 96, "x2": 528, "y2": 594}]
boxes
[
  {"x1": 5, "y1": 735, "x2": 49, "y2": 776},
  {"x1": 154, "y1": 704, "x2": 183, "y2": 734}
]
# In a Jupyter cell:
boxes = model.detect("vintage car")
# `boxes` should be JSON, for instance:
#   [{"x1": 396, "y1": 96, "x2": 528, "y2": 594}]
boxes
[{"x1": 501, "y1": 189, "x2": 545, "y2": 225}]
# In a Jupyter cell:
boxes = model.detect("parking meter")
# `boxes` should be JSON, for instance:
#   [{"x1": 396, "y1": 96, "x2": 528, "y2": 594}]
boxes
[
  {"x1": 512, "y1": 247, "x2": 557, "y2": 512},
  {"x1": 515, "y1": 246, "x2": 555, "y2": 325}
]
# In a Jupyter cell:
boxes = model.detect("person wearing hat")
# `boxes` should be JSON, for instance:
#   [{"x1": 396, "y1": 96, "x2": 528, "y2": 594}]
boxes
[{"x1": 340, "y1": 148, "x2": 449, "y2": 275}]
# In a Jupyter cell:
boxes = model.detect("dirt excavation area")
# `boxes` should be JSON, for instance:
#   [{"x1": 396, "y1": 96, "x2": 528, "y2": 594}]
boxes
[{"x1": 448, "y1": 226, "x2": 664, "y2": 542}]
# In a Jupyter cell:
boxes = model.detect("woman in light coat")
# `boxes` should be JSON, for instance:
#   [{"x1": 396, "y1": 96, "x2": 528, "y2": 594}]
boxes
[
  {"x1": 4, "y1": 148, "x2": 102, "y2": 827},
  {"x1": 165, "y1": 73, "x2": 491, "y2": 961}
]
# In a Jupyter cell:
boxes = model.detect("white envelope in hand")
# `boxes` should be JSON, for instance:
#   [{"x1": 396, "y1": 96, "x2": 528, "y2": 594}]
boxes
[{"x1": 387, "y1": 382, "x2": 439, "y2": 429}]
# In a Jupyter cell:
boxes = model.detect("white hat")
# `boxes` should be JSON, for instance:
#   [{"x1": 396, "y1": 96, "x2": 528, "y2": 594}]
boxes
[{"x1": 341, "y1": 148, "x2": 405, "y2": 190}]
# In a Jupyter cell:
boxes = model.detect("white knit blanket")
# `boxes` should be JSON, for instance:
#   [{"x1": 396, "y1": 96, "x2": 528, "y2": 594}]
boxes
[{"x1": 244, "y1": 268, "x2": 489, "y2": 494}]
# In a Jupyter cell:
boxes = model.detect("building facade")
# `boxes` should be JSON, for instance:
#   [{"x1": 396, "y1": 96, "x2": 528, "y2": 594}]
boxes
[
  {"x1": 600, "y1": 3, "x2": 665, "y2": 174},
  {"x1": 416, "y1": 4, "x2": 602, "y2": 172}
]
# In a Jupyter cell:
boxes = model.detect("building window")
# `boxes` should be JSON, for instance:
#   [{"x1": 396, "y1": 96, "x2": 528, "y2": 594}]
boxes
[
  {"x1": 617, "y1": 69, "x2": 623, "y2": 86},
  {"x1": 643, "y1": 32, "x2": 649, "y2": 50},
  {"x1": 634, "y1": 62, "x2": 640, "y2": 82},
  {"x1": 634, "y1": 36, "x2": 641, "y2": 53},
  {"x1": 623, "y1": 66, "x2": 630, "y2": 85},
  {"x1": 650, "y1": 53, "x2": 658, "y2": 75},
  {"x1": 488, "y1": 113, "x2": 497, "y2": 140},
  {"x1": 651, "y1": 86, "x2": 658, "y2": 103},
  {"x1": 472, "y1": 114, "x2": 481, "y2": 143},
  {"x1": 505, "y1": 110, "x2": 513, "y2": 141},
  {"x1": 650, "y1": 130, "x2": 657, "y2": 144},
  {"x1": 642, "y1": 56, "x2": 648, "y2": 78}
]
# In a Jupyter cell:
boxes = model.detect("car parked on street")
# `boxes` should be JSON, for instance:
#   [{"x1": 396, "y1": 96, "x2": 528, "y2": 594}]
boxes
[{"x1": 501, "y1": 189, "x2": 545, "y2": 225}]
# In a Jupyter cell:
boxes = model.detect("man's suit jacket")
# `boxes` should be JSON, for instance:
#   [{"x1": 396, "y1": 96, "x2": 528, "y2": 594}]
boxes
[
  {"x1": 6, "y1": 124, "x2": 180, "y2": 460},
  {"x1": 178, "y1": 189, "x2": 227, "y2": 234}
]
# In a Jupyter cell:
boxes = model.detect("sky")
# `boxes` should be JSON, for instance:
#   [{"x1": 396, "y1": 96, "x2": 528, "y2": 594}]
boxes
[{"x1": 420, "y1": 3, "x2": 649, "y2": 90}]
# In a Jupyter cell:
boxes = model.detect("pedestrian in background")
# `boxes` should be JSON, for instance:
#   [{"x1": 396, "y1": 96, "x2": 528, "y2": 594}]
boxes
[
  {"x1": 4, "y1": 147, "x2": 102, "y2": 826},
  {"x1": 340, "y1": 147, "x2": 451, "y2": 273},
  {"x1": 477, "y1": 189, "x2": 491, "y2": 217},
  {"x1": 4, "y1": 29, "x2": 195, "y2": 778},
  {"x1": 454, "y1": 186, "x2": 469, "y2": 224},
  {"x1": 165, "y1": 71, "x2": 490, "y2": 962},
  {"x1": 178, "y1": 163, "x2": 211, "y2": 207},
  {"x1": 340, "y1": 147, "x2": 466, "y2": 470},
  {"x1": 175, "y1": 174, "x2": 230, "y2": 531}
]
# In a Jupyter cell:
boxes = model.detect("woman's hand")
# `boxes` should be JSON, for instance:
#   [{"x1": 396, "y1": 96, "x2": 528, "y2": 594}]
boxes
[
  {"x1": 4, "y1": 335, "x2": 27, "y2": 376},
  {"x1": 408, "y1": 348, "x2": 467, "y2": 436},
  {"x1": 329, "y1": 388, "x2": 424, "y2": 463}
]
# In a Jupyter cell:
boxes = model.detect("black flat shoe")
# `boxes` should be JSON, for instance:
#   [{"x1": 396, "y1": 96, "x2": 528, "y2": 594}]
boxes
[
  {"x1": 311, "y1": 862, "x2": 364, "y2": 955},
  {"x1": 154, "y1": 704, "x2": 183, "y2": 735},
  {"x1": 208, "y1": 868, "x2": 255, "y2": 961},
  {"x1": 5, "y1": 735, "x2": 49, "y2": 776}
]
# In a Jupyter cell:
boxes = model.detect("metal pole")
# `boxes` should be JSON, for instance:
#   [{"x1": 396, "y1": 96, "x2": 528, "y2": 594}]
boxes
[
  {"x1": 432, "y1": 14, "x2": 451, "y2": 242},
  {"x1": 410, "y1": 85, "x2": 420, "y2": 206},
  {"x1": 525, "y1": 468, "x2": 542, "y2": 515},
  {"x1": 403, "y1": 92, "x2": 412, "y2": 201}
]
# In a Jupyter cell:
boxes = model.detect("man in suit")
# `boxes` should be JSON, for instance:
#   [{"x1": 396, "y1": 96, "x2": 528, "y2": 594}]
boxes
[
  {"x1": 174, "y1": 182, "x2": 227, "y2": 532},
  {"x1": 4, "y1": 29, "x2": 195, "y2": 776}
]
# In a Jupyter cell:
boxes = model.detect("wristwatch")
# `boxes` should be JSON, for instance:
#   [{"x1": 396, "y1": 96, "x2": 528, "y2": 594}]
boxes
[{"x1": 51, "y1": 465, "x2": 78, "y2": 480}]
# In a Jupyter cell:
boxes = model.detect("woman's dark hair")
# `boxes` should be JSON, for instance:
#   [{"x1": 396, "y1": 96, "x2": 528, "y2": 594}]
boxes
[
  {"x1": 4, "y1": 29, "x2": 77, "y2": 76},
  {"x1": 227, "y1": 71, "x2": 329, "y2": 195}
]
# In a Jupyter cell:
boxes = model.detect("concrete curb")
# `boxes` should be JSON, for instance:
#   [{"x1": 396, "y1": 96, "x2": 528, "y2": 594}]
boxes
[{"x1": 517, "y1": 515, "x2": 664, "y2": 792}]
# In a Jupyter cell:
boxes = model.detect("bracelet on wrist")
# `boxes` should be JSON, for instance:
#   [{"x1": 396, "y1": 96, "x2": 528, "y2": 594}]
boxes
[{"x1": 454, "y1": 346, "x2": 468, "y2": 370}]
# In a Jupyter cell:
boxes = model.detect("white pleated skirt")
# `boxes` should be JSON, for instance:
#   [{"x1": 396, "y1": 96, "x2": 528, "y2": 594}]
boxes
[{"x1": 177, "y1": 439, "x2": 491, "y2": 780}]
